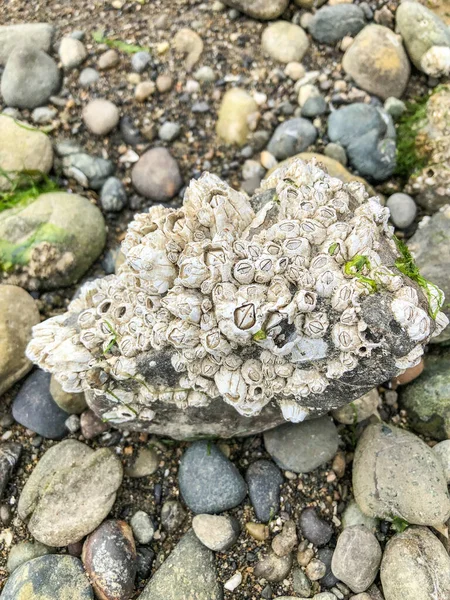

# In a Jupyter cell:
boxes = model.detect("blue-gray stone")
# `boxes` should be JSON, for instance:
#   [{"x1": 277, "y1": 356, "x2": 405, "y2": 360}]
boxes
[
  {"x1": 301, "y1": 95, "x2": 328, "y2": 118},
  {"x1": 179, "y1": 441, "x2": 247, "y2": 514},
  {"x1": 131, "y1": 51, "x2": 151, "y2": 73},
  {"x1": 328, "y1": 103, "x2": 396, "y2": 181},
  {"x1": 308, "y1": 5, "x2": 366, "y2": 44},
  {"x1": 246, "y1": 459, "x2": 283, "y2": 522},
  {"x1": 79, "y1": 68, "x2": 99, "y2": 88},
  {"x1": 12, "y1": 370, "x2": 69, "y2": 439},
  {"x1": 318, "y1": 547, "x2": 339, "y2": 588},
  {"x1": 62, "y1": 152, "x2": 114, "y2": 190},
  {"x1": 100, "y1": 177, "x2": 127, "y2": 212},
  {"x1": 267, "y1": 118, "x2": 317, "y2": 160},
  {"x1": 0, "y1": 555, "x2": 93, "y2": 599}
]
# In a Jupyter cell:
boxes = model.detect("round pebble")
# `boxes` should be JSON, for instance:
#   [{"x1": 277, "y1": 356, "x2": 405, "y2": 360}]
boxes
[
  {"x1": 387, "y1": 193, "x2": 417, "y2": 229},
  {"x1": 300, "y1": 507, "x2": 333, "y2": 547},
  {"x1": 100, "y1": 177, "x2": 128, "y2": 212},
  {"x1": 82, "y1": 99, "x2": 119, "y2": 136},
  {"x1": 130, "y1": 511, "x2": 155, "y2": 544}
]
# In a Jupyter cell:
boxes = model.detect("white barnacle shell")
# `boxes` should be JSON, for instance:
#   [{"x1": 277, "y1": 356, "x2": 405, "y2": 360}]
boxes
[
  {"x1": 315, "y1": 269, "x2": 344, "y2": 298},
  {"x1": 166, "y1": 320, "x2": 200, "y2": 348},
  {"x1": 279, "y1": 400, "x2": 309, "y2": 423},
  {"x1": 233, "y1": 259, "x2": 255, "y2": 284},
  {"x1": 298, "y1": 219, "x2": 327, "y2": 245},
  {"x1": 395, "y1": 344, "x2": 424, "y2": 370},
  {"x1": 331, "y1": 323, "x2": 363, "y2": 352},
  {"x1": 282, "y1": 237, "x2": 311, "y2": 261},
  {"x1": 214, "y1": 366, "x2": 247, "y2": 407},
  {"x1": 177, "y1": 253, "x2": 209, "y2": 289},
  {"x1": 241, "y1": 359, "x2": 264, "y2": 385},
  {"x1": 254, "y1": 255, "x2": 275, "y2": 284},
  {"x1": 395, "y1": 286, "x2": 419, "y2": 306},
  {"x1": 162, "y1": 286, "x2": 203, "y2": 323},
  {"x1": 304, "y1": 312, "x2": 329, "y2": 338},
  {"x1": 431, "y1": 311, "x2": 449, "y2": 338},
  {"x1": 294, "y1": 290, "x2": 317, "y2": 313}
]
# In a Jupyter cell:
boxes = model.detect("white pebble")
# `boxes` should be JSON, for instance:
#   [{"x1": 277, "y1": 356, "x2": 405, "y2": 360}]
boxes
[
  {"x1": 387, "y1": 193, "x2": 417, "y2": 229},
  {"x1": 224, "y1": 571, "x2": 242, "y2": 591}
]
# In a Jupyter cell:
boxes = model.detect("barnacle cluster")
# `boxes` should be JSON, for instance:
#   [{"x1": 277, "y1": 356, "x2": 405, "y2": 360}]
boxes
[{"x1": 27, "y1": 159, "x2": 448, "y2": 425}]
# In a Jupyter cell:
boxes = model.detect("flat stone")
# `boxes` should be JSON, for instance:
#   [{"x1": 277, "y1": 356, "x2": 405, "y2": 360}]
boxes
[
  {"x1": 0, "y1": 192, "x2": 106, "y2": 289},
  {"x1": 79, "y1": 68, "x2": 99, "y2": 87},
  {"x1": 264, "y1": 418, "x2": 339, "y2": 473},
  {"x1": 178, "y1": 441, "x2": 247, "y2": 514},
  {"x1": 399, "y1": 349, "x2": 450, "y2": 439},
  {"x1": 317, "y1": 547, "x2": 339, "y2": 588},
  {"x1": 0, "y1": 285, "x2": 40, "y2": 395},
  {"x1": 1, "y1": 47, "x2": 61, "y2": 109},
  {"x1": 308, "y1": 5, "x2": 366, "y2": 44},
  {"x1": 220, "y1": 0, "x2": 289, "y2": 20},
  {"x1": 299, "y1": 507, "x2": 333, "y2": 547},
  {"x1": 0, "y1": 23, "x2": 54, "y2": 65},
  {"x1": 80, "y1": 409, "x2": 110, "y2": 440},
  {"x1": 18, "y1": 440, "x2": 123, "y2": 546},
  {"x1": 293, "y1": 567, "x2": 312, "y2": 597},
  {"x1": 341, "y1": 500, "x2": 378, "y2": 533},
  {"x1": 0, "y1": 442, "x2": 21, "y2": 500},
  {"x1": 331, "y1": 525, "x2": 382, "y2": 593},
  {"x1": 7, "y1": 540, "x2": 54, "y2": 574},
  {"x1": 82, "y1": 520, "x2": 136, "y2": 600},
  {"x1": 12, "y1": 370, "x2": 70, "y2": 439},
  {"x1": 262, "y1": 21, "x2": 309, "y2": 63},
  {"x1": 139, "y1": 530, "x2": 223, "y2": 600},
  {"x1": 98, "y1": 49, "x2": 120, "y2": 70},
  {"x1": 82, "y1": 99, "x2": 120, "y2": 136},
  {"x1": 31, "y1": 106, "x2": 57, "y2": 124},
  {"x1": 160, "y1": 500, "x2": 186, "y2": 533},
  {"x1": 0, "y1": 115, "x2": 53, "y2": 191},
  {"x1": 124, "y1": 447, "x2": 159, "y2": 478},
  {"x1": 131, "y1": 147, "x2": 182, "y2": 201},
  {"x1": 216, "y1": 88, "x2": 258, "y2": 146},
  {"x1": 267, "y1": 118, "x2": 317, "y2": 160},
  {"x1": 192, "y1": 514, "x2": 240, "y2": 551},
  {"x1": 332, "y1": 389, "x2": 380, "y2": 424},
  {"x1": 380, "y1": 527, "x2": 450, "y2": 600},
  {"x1": 353, "y1": 423, "x2": 450, "y2": 527},
  {"x1": 343, "y1": 25, "x2": 410, "y2": 100},
  {"x1": 131, "y1": 51, "x2": 151, "y2": 73},
  {"x1": 246, "y1": 459, "x2": 283, "y2": 522}
]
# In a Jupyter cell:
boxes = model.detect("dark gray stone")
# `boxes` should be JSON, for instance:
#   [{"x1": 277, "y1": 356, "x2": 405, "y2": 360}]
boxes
[
  {"x1": 82, "y1": 520, "x2": 136, "y2": 600},
  {"x1": 139, "y1": 530, "x2": 223, "y2": 600},
  {"x1": 12, "y1": 370, "x2": 69, "y2": 439},
  {"x1": 1, "y1": 555, "x2": 93, "y2": 599},
  {"x1": 120, "y1": 115, "x2": 144, "y2": 146},
  {"x1": 300, "y1": 507, "x2": 333, "y2": 547},
  {"x1": 318, "y1": 547, "x2": 339, "y2": 588},
  {"x1": 264, "y1": 418, "x2": 339, "y2": 474},
  {"x1": 1, "y1": 47, "x2": 61, "y2": 109},
  {"x1": 100, "y1": 177, "x2": 127, "y2": 212},
  {"x1": 62, "y1": 152, "x2": 114, "y2": 190},
  {"x1": 327, "y1": 103, "x2": 396, "y2": 181},
  {"x1": 267, "y1": 118, "x2": 317, "y2": 160},
  {"x1": 0, "y1": 442, "x2": 21, "y2": 500},
  {"x1": 136, "y1": 547, "x2": 155, "y2": 579},
  {"x1": 308, "y1": 5, "x2": 366, "y2": 44},
  {"x1": 246, "y1": 459, "x2": 283, "y2": 522},
  {"x1": 160, "y1": 500, "x2": 186, "y2": 532},
  {"x1": 179, "y1": 441, "x2": 247, "y2": 514}
]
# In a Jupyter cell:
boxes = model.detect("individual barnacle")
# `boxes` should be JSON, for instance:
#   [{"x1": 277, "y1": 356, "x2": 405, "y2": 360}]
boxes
[{"x1": 26, "y1": 159, "x2": 447, "y2": 433}]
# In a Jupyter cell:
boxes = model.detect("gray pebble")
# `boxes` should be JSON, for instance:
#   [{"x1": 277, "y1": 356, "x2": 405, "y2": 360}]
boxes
[
  {"x1": 267, "y1": 118, "x2": 317, "y2": 160},
  {"x1": 130, "y1": 510, "x2": 155, "y2": 544},
  {"x1": 300, "y1": 507, "x2": 333, "y2": 547},
  {"x1": 161, "y1": 500, "x2": 186, "y2": 532},
  {"x1": 192, "y1": 514, "x2": 240, "y2": 551},
  {"x1": 158, "y1": 121, "x2": 181, "y2": 142},
  {"x1": 387, "y1": 193, "x2": 417, "y2": 229},
  {"x1": 65, "y1": 414, "x2": 80, "y2": 433},
  {"x1": 254, "y1": 552, "x2": 293, "y2": 582},
  {"x1": 79, "y1": 68, "x2": 99, "y2": 87},
  {"x1": 7, "y1": 541, "x2": 55, "y2": 573},
  {"x1": 324, "y1": 142, "x2": 347, "y2": 166},
  {"x1": 100, "y1": 177, "x2": 128, "y2": 212},
  {"x1": 131, "y1": 51, "x2": 151, "y2": 73},
  {"x1": 246, "y1": 459, "x2": 283, "y2": 523},
  {"x1": 31, "y1": 106, "x2": 57, "y2": 124},
  {"x1": 0, "y1": 442, "x2": 21, "y2": 500}
]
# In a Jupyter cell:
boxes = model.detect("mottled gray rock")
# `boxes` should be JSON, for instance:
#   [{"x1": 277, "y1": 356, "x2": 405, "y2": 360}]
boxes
[
  {"x1": 130, "y1": 511, "x2": 155, "y2": 544},
  {"x1": 342, "y1": 25, "x2": 410, "y2": 100},
  {"x1": 341, "y1": 500, "x2": 378, "y2": 533},
  {"x1": 324, "y1": 142, "x2": 347, "y2": 166},
  {"x1": 353, "y1": 423, "x2": 450, "y2": 526},
  {"x1": 31, "y1": 106, "x2": 57, "y2": 124},
  {"x1": 384, "y1": 97, "x2": 406, "y2": 121},
  {"x1": 308, "y1": 5, "x2": 366, "y2": 44},
  {"x1": 18, "y1": 440, "x2": 123, "y2": 546},
  {"x1": 331, "y1": 525, "x2": 381, "y2": 593},
  {"x1": 328, "y1": 103, "x2": 396, "y2": 180},
  {"x1": 246, "y1": 459, "x2": 283, "y2": 522},
  {"x1": 131, "y1": 51, "x2": 151, "y2": 73},
  {"x1": 387, "y1": 193, "x2": 417, "y2": 229},
  {"x1": 396, "y1": 2, "x2": 450, "y2": 73},
  {"x1": 0, "y1": 442, "x2": 21, "y2": 500},
  {"x1": 7, "y1": 540, "x2": 54, "y2": 574},
  {"x1": 80, "y1": 409, "x2": 110, "y2": 440},
  {"x1": 1, "y1": 555, "x2": 93, "y2": 599},
  {"x1": 301, "y1": 94, "x2": 327, "y2": 118},
  {"x1": 317, "y1": 547, "x2": 339, "y2": 588},
  {"x1": 0, "y1": 23, "x2": 54, "y2": 65},
  {"x1": 158, "y1": 121, "x2": 181, "y2": 142},
  {"x1": 131, "y1": 147, "x2": 182, "y2": 201},
  {"x1": 220, "y1": 0, "x2": 289, "y2": 20},
  {"x1": 192, "y1": 514, "x2": 240, "y2": 551},
  {"x1": 409, "y1": 207, "x2": 450, "y2": 342},
  {"x1": 299, "y1": 507, "x2": 333, "y2": 547},
  {"x1": 139, "y1": 530, "x2": 223, "y2": 600},
  {"x1": 400, "y1": 349, "x2": 450, "y2": 439},
  {"x1": 262, "y1": 21, "x2": 309, "y2": 63},
  {"x1": 100, "y1": 177, "x2": 128, "y2": 212},
  {"x1": 82, "y1": 99, "x2": 120, "y2": 136},
  {"x1": 62, "y1": 152, "x2": 114, "y2": 189},
  {"x1": 264, "y1": 418, "x2": 339, "y2": 473},
  {"x1": 179, "y1": 441, "x2": 247, "y2": 513},
  {"x1": 380, "y1": 527, "x2": 450, "y2": 600},
  {"x1": 272, "y1": 520, "x2": 297, "y2": 556},
  {"x1": 1, "y1": 47, "x2": 61, "y2": 109},
  {"x1": 82, "y1": 520, "x2": 136, "y2": 600},
  {"x1": 160, "y1": 500, "x2": 186, "y2": 532},
  {"x1": 0, "y1": 285, "x2": 40, "y2": 396},
  {"x1": 293, "y1": 567, "x2": 312, "y2": 597},
  {"x1": 332, "y1": 389, "x2": 380, "y2": 425},
  {"x1": 254, "y1": 551, "x2": 293, "y2": 582},
  {"x1": 12, "y1": 370, "x2": 69, "y2": 439},
  {"x1": 267, "y1": 118, "x2": 317, "y2": 160},
  {"x1": 433, "y1": 439, "x2": 450, "y2": 483}
]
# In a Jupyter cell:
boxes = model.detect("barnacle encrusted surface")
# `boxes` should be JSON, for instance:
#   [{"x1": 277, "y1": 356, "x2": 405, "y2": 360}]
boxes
[{"x1": 26, "y1": 159, "x2": 448, "y2": 435}]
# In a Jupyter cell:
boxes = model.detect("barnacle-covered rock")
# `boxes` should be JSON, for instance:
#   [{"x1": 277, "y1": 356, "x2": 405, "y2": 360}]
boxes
[{"x1": 26, "y1": 159, "x2": 448, "y2": 438}]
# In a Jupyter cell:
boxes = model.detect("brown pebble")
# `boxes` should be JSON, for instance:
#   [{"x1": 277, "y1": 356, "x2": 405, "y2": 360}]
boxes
[
  {"x1": 98, "y1": 49, "x2": 120, "y2": 70},
  {"x1": 135, "y1": 81, "x2": 155, "y2": 102},
  {"x1": 332, "y1": 450, "x2": 346, "y2": 478},
  {"x1": 67, "y1": 540, "x2": 83, "y2": 557},
  {"x1": 392, "y1": 359, "x2": 424, "y2": 386},
  {"x1": 156, "y1": 74, "x2": 173, "y2": 93},
  {"x1": 297, "y1": 547, "x2": 314, "y2": 567},
  {"x1": 246, "y1": 522, "x2": 269, "y2": 541},
  {"x1": 80, "y1": 409, "x2": 110, "y2": 440}
]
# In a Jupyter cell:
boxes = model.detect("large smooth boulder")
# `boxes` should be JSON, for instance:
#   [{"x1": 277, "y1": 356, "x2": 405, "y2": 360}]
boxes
[
  {"x1": 0, "y1": 23, "x2": 54, "y2": 65},
  {"x1": 308, "y1": 5, "x2": 366, "y2": 44},
  {"x1": 353, "y1": 423, "x2": 450, "y2": 527},
  {"x1": 0, "y1": 285, "x2": 39, "y2": 395},
  {"x1": 0, "y1": 192, "x2": 106, "y2": 290}
]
